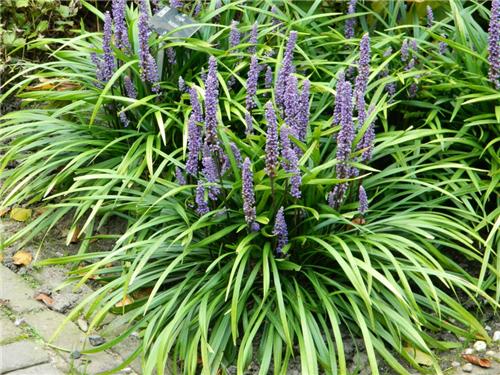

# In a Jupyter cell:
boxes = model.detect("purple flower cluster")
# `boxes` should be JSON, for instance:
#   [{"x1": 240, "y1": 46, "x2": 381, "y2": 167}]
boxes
[
  {"x1": 204, "y1": 56, "x2": 220, "y2": 148},
  {"x1": 138, "y1": 0, "x2": 160, "y2": 92},
  {"x1": 358, "y1": 105, "x2": 376, "y2": 162},
  {"x1": 280, "y1": 126, "x2": 301, "y2": 198},
  {"x1": 170, "y1": 0, "x2": 183, "y2": 10},
  {"x1": 112, "y1": 0, "x2": 130, "y2": 51},
  {"x1": 264, "y1": 65, "x2": 273, "y2": 91},
  {"x1": 195, "y1": 182, "x2": 209, "y2": 215},
  {"x1": 202, "y1": 145, "x2": 221, "y2": 200},
  {"x1": 246, "y1": 55, "x2": 260, "y2": 115},
  {"x1": 401, "y1": 39, "x2": 410, "y2": 62},
  {"x1": 119, "y1": 111, "x2": 129, "y2": 127},
  {"x1": 296, "y1": 79, "x2": 310, "y2": 142},
  {"x1": 358, "y1": 185, "x2": 368, "y2": 214},
  {"x1": 275, "y1": 31, "x2": 298, "y2": 109},
  {"x1": 345, "y1": 0, "x2": 357, "y2": 39},
  {"x1": 426, "y1": 6, "x2": 434, "y2": 28},
  {"x1": 273, "y1": 207, "x2": 288, "y2": 255},
  {"x1": 284, "y1": 74, "x2": 299, "y2": 131},
  {"x1": 248, "y1": 22, "x2": 258, "y2": 54},
  {"x1": 230, "y1": 142, "x2": 243, "y2": 167},
  {"x1": 176, "y1": 167, "x2": 186, "y2": 185},
  {"x1": 93, "y1": 11, "x2": 116, "y2": 84},
  {"x1": 333, "y1": 72, "x2": 346, "y2": 125},
  {"x1": 242, "y1": 158, "x2": 259, "y2": 231},
  {"x1": 229, "y1": 20, "x2": 240, "y2": 50},
  {"x1": 264, "y1": 101, "x2": 279, "y2": 178},
  {"x1": 186, "y1": 88, "x2": 203, "y2": 176},
  {"x1": 439, "y1": 34, "x2": 448, "y2": 54},
  {"x1": 124, "y1": 76, "x2": 137, "y2": 99},
  {"x1": 488, "y1": 0, "x2": 500, "y2": 89},
  {"x1": 167, "y1": 47, "x2": 177, "y2": 65},
  {"x1": 354, "y1": 33, "x2": 371, "y2": 128}
]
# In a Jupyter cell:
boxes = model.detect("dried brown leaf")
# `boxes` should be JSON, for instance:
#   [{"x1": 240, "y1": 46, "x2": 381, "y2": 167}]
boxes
[
  {"x1": 35, "y1": 293, "x2": 54, "y2": 307},
  {"x1": 115, "y1": 295, "x2": 133, "y2": 307},
  {"x1": 12, "y1": 250, "x2": 32, "y2": 266},
  {"x1": 462, "y1": 354, "x2": 491, "y2": 368}
]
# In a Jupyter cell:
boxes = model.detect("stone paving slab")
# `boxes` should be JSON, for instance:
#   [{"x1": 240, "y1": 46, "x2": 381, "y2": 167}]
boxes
[
  {"x1": 0, "y1": 265, "x2": 42, "y2": 313},
  {"x1": 4, "y1": 363, "x2": 64, "y2": 375},
  {"x1": 0, "y1": 314, "x2": 23, "y2": 343},
  {"x1": 75, "y1": 350, "x2": 124, "y2": 375},
  {"x1": 0, "y1": 340, "x2": 49, "y2": 373},
  {"x1": 23, "y1": 309, "x2": 86, "y2": 351}
]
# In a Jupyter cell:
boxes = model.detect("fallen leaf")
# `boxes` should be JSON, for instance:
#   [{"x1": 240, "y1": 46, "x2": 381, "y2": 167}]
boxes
[
  {"x1": 69, "y1": 227, "x2": 80, "y2": 244},
  {"x1": 10, "y1": 208, "x2": 32, "y2": 222},
  {"x1": 0, "y1": 253, "x2": 3, "y2": 263},
  {"x1": 462, "y1": 354, "x2": 491, "y2": 368},
  {"x1": 35, "y1": 293, "x2": 54, "y2": 306},
  {"x1": 132, "y1": 287, "x2": 153, "y2": 300},
  {"x1": 12, "y1": 250, "x2": 32, "y2": 266},
  {"x1": 403, "y1": 347, "x2": 433, "y2": 366},
  {"x1": 352, "y1": 217, "x2": 366, "y2": 225},
  {"x1": 34, "y1": 207, "x2": 49, "y2": 216},
  {"x1": 0, "y1": 207, "x2": 10, "y2": 217},
  {"x1": 115, "y1": 295, "x2": 133, "y2": 307},
  {"x1": 0, "y1": 298, "x2": 10, "y2": 306}
]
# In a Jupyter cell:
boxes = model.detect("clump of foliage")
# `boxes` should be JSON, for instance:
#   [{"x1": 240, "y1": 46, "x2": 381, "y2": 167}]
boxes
[{"x1": 0, "y1": 0, "x2": 499, "y2": 374}]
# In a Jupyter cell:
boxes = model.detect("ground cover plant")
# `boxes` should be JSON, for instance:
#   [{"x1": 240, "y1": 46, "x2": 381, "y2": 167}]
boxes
[{"x1": 0, "y1": 0, "x2": 499, "y2": 374}]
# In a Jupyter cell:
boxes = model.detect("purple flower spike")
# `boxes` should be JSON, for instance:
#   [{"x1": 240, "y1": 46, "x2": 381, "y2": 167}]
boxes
[
  {"x1": 112, "y1": 0, "x2": 130, "y2": 51},
  {"x1": 230, "y1": 142, "x2": 243, "y2": 167},
  {"x1": 246, "y1": 55, "x2": 260, "y2": 111},
  {"x1": 358, "y1": 106, "x2": 376, "y2": 162},
  {"x1": 273, "y1": 207, "x2": 288, "y2": 255},
  {"x1": 124, "y1": 76, "x2": 137, "y2": 99},
  {"x1": 101, "y1": 11, "x2": 115, "y2": 82},
  {"x1": 195, "y1": 182, "x2": 209, "y2": 215},
  {"x1": 264, "y1": 65, "x2": 273, "y2": 91},
  {"x1": 275, "y1": 31, "x2": 298, "y2": 109},
  {"x1": 178, "y1": 76, "x2": 185, "y2": 92},
  {"x1": 176, "y1": 167, "x2": 186, "y2": 185},
  {"x1": 204, "y1": 56, "x2": 219, "y2": 148},
  {"x1": 264, "y1": 101, "x2": 279, "y2": 178},
  {"x1": 336, "y1": 82, "x2": 355, "y2": 164},
  {"x1": 401, "y1": 39, "x2": 409, "y2": 62},
  {"x1": 170, "y1": 0, "x2": 183, "y2": 10},
  {"x1": 242, "y1": 158, "x2": 259, "y2": 231},
  {"x1": 294, "y1": 79, "x2": 310, "y2": 143},
  {"x1": 358, "y1": 185, "x2": 368, "y2": 214},
  {"x1": 245, "y1": 111, "x2": 253, "y2": 135},
  {"x1": 284, "y1": 74, "x2": 299, "y2": 133},
  {"x1": 426, "y1": 6, "x2": 434, "y2": 28},
  {"x1": 138, "y1": 0, "x2": 159, "y2": 89},
  {"x1": 190, "y1": 87, "x2": 203, "y2": 123},
  {"x1": 167, "y1": 47, "x2": 177, "y2": 65},
  {"x1": 280, "y1": 126, "x2": 302, "y2": 198},
  {"x1": 186, "y1": 116, "x2": 202, "y2": 176},
  {"x1": 438, "y1": 34, "x2": 448, "y2": 54},
  {"x1": 248, "y1": 22, "x2": 258, "y2": 54},
  {"x1": 194, "y1": 1, "x2": 202, "y2": 16},
  {"x1": 333, "y1": 71, "x2": 346, "y2": 125},
  {"x1": 488, "y1": 0, "x2": 500, "y2": 89},
  {"x1": 355, "y1": 33, "x2": 371, "y2": 98},
  {"x1": 328, "y1": 183, "x2": 348, "y2": 208},
  {"x1": 202, "y1": 145, "x2": 220, "y2": 200},
  {"x1": 345, "y1": 0, "x2": 357, "y2": 39},
  {"x1": 119, "y1": 111, "x2": 129, "y2": 127},
  {"x1": 229, "y1": 20, "x2": 240, "y2": 50}
]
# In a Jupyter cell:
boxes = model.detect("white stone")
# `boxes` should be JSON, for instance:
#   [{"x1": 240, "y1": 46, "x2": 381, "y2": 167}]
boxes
[
  {"x1": 486, "y1": 350, "x2": 495, "y2": 356},
  {"x1": 463, "y1": 348, "x2": 474, "y2": 355},
  {"x1": 473, "y1": 340, "x2": 487, "y2": 351},
  {"x1": 462, "y1": 363, "x2": 473, "y2": 373},
  {"x1": 485, "y1": 325, "x2": 492, "y2": 331},
  {"x1": 77, "y1": 318, "x2": 88, "y2": 332},
  {"x1": 492, "y1": 330, "x2": 500, "y2": 342},
  {"x1": 451, "y1": 361, "x2": 460, "y2": 368}
]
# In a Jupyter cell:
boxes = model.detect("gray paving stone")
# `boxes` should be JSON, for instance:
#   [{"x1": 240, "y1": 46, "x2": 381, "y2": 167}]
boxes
[
  {"x1": 24, "y1": 309, "x2": 85, "y2": 351},
  {"x1": 4, "y1": 363, "x2": 64, "y2": 375},
  {"x1": 0, "y1": 340, "x2": 49, "y2": 373},
  {"x1": 0, "y1": 314, "x2": 23, "y2": 343},
  {"x1": 0, "y1": 265, "x2": 42, "y2": 313},
  {"x1": 75, "y1": 351, "x2": 124, "y2": 375}
]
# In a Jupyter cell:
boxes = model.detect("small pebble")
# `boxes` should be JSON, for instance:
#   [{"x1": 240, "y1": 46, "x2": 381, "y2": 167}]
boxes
[
  {"x1": 486, "y1": 350, "x2": 495, "y2": 356},
  {"x1": 493, "y1": 330, "x2": 500, "y2": 342},
  {"x1": 70, "y1": 351, "x2": 82, "y2": 359},
  {"x1": 462, "y1": 363, "x2": 473, "y2": 373},
  {"x1": 485, "y1": 325, "x2": 492, "y2": 331},
  {"x1": 473, "y1": 340, "x2": 487, "y2": 352},
  {"x1": 451, "y1": 361, "x2": 460, "y2": 368},
  {"x1": 77, "y1": 318, "x2": 88, "y2": 332},
  {"x1": 88, "y1": 335, "x2": 106, "y2": 346},
  {"x1": 14, "y1": 317, "x2": 25, "y2": 326},
  {"x1": 463, "y1": 348, "x2": 474, "y2": 355},
  {"x1": 458, "y1": 336, "x2": 466, "y2": 342}
]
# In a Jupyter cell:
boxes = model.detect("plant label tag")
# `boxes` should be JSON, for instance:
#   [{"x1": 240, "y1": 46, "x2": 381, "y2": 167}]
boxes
[{"x1": 150, "y1": 6, "x2": 200, "y2": 39}]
